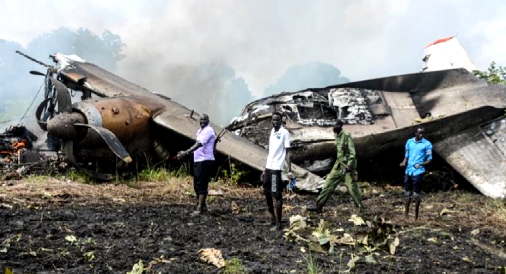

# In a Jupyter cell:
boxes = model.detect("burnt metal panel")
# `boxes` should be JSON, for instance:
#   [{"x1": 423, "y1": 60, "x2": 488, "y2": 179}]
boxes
[
  {"x1": 59, "y1": 62, "x2": 158, "y2": 99},
  {"x1": 434, "y1": 116, "x2": 506, "y2": 198}
]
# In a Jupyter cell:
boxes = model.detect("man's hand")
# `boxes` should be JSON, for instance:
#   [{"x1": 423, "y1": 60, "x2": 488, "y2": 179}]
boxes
[
  {"x1": 176, "y1": 151, "x2": 187, "y2": 160},
  {"x1": 414, "y1": 163, "x2": 421, "y2": 169},
  {"x1": 260, "y1": 170, "x2": 265, "y2": 182}
]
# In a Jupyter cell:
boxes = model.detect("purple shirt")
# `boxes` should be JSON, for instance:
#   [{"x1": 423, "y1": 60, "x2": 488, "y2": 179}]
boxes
[{"x1": 194, "y1": 125, "x2": 216, "y2": 162}]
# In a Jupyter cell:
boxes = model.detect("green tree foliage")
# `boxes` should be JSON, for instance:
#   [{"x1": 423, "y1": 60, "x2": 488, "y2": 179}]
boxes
[{"x1": 473, "y1": 62, "x2": 506, "y2": 85}]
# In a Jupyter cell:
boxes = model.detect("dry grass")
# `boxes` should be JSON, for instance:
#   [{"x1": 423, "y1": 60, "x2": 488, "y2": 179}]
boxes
[{"x1": 0, "y1": 172, "x2": 263, "y2": 209}]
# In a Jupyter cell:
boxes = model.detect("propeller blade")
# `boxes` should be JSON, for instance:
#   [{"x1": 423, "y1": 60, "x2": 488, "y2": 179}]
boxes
[
  {"x1": 35, "y1": 98, "x2": 52, "y2": 131},
  {"x1": 63, "y1": 141, "x2": 113, "y2": 181},
  {"x1": 29, "y1": 70, "x2": 46, "y2": 76},
  {"x1": 49, "y1": 78, "x2": 72, "y2": 113},
  {"x1": 75, "y1": 123, "x2": 132, "y2": 163}
]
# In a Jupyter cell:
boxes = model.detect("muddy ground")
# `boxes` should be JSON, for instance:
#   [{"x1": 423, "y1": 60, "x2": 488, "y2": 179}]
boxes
[{"x1": 1, "y1": 171, "x2": 506, "y2": 274}]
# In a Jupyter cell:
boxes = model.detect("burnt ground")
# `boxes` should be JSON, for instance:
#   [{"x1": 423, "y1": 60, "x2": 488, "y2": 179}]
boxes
[{"x1": 1, "y1": 173, "x2": 506, "y2": 274}]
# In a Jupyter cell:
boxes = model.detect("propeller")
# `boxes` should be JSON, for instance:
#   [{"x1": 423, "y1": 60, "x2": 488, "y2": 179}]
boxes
[
  {"x1": 34, "y1": 76, "x2": 132, "y2": 180},
  {"x1": 20, "y1": 51, "x2": 132, "y2": 179}
]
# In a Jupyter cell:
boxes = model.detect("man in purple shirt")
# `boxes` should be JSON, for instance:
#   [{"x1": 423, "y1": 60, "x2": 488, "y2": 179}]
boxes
[{"x1": 177, "y1": 114, "x2": 216, "y2": 215}]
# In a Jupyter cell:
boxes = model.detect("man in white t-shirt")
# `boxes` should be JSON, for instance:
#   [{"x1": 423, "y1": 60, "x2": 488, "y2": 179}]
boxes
[{"x1": 261, "y1": 111, "x2": 292, "y2": 231}]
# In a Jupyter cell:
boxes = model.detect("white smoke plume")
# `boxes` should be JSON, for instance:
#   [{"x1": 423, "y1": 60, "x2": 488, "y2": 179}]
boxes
[{"x1": 1, "y1": 0, "x2": 506, "y2": 126}]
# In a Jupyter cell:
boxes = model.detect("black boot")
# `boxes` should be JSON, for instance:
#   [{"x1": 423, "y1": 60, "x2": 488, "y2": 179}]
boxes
[{"x1": 307, "y1": 204, "x2": 323, "y2": 213}]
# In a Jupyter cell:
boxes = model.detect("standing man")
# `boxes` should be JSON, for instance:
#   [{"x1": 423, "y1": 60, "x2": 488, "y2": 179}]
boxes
[
  {"x1": 308, "y1": 120, "x2": 363, "y2": 213},
  {"x1": 177, "y1": 114, "x2": 216, "y2": 215},
  {"x1": 400, "y1": 126, "x2": 432, "y2": 221},
  {"x1": 262, "y1": 111, "x2": 291, "y2": 231}
]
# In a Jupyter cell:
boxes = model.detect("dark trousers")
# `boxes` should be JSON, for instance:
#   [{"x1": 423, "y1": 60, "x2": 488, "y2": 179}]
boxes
[
  {"x1": 404, "y1": 174, "x2": 424, "y2": 196},
  {"x1": 194, "y1": 160, "x2": 214, "y2": 195}
]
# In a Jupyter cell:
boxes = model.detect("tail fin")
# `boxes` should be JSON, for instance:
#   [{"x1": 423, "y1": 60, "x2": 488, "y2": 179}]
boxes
[{"x1": 421, "y1": 36, "x2": 476, "y2": 73}]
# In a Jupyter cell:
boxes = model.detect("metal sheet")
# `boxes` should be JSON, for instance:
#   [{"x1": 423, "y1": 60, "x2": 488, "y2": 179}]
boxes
[{"x1": 434, "y1": 116, "x2": 506, "y2": 198}]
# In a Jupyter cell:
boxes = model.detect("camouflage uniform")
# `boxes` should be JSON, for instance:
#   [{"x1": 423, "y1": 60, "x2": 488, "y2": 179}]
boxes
[{"x1": 316, "y1": 130, "x2": 363, "y2": 209}]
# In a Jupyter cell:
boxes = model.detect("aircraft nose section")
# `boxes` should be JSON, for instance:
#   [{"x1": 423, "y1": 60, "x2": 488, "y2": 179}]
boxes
[{"x1": 47, "y1": 113, "x2": 86, "y2": 140}]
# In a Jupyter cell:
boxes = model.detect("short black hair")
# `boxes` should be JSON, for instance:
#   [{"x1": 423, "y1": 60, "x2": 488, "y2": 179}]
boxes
[
  {"x1": 335, "y1": 120, "x2": 344, "y2": 126},
  {"x1": 416, "y1": 126, "x2": 424, "y2": 132},
  {"x1": 201, "y1": 114, "x2": 209, "y2": 120},
  {"x1": 272, "y1": 111, "x2": 283, "y2": 118}
]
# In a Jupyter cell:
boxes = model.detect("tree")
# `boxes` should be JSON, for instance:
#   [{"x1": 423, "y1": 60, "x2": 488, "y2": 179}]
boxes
[{"x1": 473, "y1": 62, "x2": 506, "y2": 85}]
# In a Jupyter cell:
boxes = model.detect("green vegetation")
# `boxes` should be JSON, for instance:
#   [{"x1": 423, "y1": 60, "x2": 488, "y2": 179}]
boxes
[
  {"x1": 68, "y1": 170, "x2": 95, "y2": 184},
  {"x1": 223, "y1": 258, "x2": 246, "y2": 274},
  {"x1": 137, "y1": 166, "x2": 173, "y2": 182},
  {"x1": 473, "y1": 61, "x2": 506, "y2": 85},
  {"x1": 136, "y1": 164, "x2": 190, "y2": 182},
  {"x1": 303, "y1": 245, "x2": 322, "y2": 274},
  {"x1": 221, "y1": 163, "x2": 248, "y2": 184}
]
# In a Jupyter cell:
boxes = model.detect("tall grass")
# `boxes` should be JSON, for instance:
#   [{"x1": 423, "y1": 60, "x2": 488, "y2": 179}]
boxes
[{"x1": 303, "y1": 245, "x2": 321, "y2": 274}]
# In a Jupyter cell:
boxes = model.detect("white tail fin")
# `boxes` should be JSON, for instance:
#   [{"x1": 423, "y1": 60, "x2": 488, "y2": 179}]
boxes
[{"x1": 421, "y1": 36, "x2": 476, "y2": 73}]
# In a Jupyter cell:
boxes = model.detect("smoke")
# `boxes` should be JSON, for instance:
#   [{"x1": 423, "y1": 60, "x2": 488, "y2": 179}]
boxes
[
  {"x1": 263, "y1": 62, "x2": 349, "y2": 97},
  {"x1": 169, "y1": 63, "x2": 255, "y2": 125},
  {"x1": 2, "y1": 1, "x2": 506, "y2": 127}
]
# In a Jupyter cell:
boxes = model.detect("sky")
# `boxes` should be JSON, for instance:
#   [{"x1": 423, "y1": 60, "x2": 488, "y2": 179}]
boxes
[{"x1": 1, "y1": 0, "x2": 506, "y2": 124}]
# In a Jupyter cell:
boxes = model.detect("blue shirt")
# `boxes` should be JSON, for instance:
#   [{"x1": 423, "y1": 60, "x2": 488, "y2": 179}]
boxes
[{"x1": 404, "y1": 137, "x2": 433, "y2": 176}]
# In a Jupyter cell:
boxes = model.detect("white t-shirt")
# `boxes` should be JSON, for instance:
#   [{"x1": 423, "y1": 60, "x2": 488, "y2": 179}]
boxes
[{"x1": 266, "y1": 127, "x2": 291, "y2": 170}]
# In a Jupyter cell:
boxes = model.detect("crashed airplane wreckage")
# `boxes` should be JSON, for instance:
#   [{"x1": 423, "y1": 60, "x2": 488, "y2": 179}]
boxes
[
  {"x1": 228, "y1": 69, "x2": 506, "y2": 197},
  {"x1": 17, "y1": 51, "x2": 323, "y2": 186}
]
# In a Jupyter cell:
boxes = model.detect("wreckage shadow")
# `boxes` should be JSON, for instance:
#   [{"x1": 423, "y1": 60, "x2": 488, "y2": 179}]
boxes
[{"x1": 358, "y1": 150, "x2": 479, "y2": 194}]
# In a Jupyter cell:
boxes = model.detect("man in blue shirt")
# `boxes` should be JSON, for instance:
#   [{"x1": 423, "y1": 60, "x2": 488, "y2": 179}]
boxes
[{"x1": 400, "y1": 127, "x2": 432, "y2": 221}]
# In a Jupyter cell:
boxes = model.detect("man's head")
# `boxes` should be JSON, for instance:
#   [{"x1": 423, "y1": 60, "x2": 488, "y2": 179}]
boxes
[
  {"x1": 333, "y1": 120, "x2": 344, "y2": 134},
  {"x1": 415, "y1": 127, "x2": 425, "y2": 141},
  {"x1": 200, "y1": 114, "x2": 210, "y2": 128},
  {"x1": 272, "y1": 111, "x2": 283, "y2": 130}
]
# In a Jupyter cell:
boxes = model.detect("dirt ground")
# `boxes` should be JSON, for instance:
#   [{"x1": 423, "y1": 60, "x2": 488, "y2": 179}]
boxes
[{"x1": 2, "y1": 174, "x2": 506, "y2": 274}]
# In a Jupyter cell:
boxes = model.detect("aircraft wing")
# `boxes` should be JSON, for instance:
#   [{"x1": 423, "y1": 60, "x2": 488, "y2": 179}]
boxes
[
  {"x1": 54, "y1": 54, "x2": 323, "y2": 190},
  {"x1": 153, "y1": 110, "x2": 323, "y2": 191},
  {"x1": 433, "y1": 115, "x2": 506, "y2": 198},
  {"x1": 57, "y1": 56, "x2": 159, "y2": 99}
]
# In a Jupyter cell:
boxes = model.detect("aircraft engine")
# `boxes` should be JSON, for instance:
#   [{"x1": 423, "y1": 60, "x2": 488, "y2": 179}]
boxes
[{"x1": 71, "y1": 97, "x2": 153, "y2": 148}]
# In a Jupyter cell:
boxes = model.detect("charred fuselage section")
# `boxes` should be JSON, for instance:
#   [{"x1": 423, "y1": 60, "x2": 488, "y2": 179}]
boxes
[{"x1": 229, "y1": 69, "x2": 506, "y2": 181}]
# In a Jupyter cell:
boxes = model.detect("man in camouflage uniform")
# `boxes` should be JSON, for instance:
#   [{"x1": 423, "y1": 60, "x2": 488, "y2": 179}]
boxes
[{"x1": 308, "y1": 120, "x2": 363, "y2": 213}]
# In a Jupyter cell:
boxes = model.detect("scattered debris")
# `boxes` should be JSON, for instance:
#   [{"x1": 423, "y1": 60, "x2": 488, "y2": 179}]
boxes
[
  {"x1": 471, "y1": 229, "x2": 480, "y2": 236},
  {"x1": 198, "y1": 248, "x2": 225, "y2": 268},
  {"x1": 284, "y1": 215, "x2": 309, "y2": 243},
  {"x1": 348, "y1": 214, "x2": 366, "y2": 226},
  {"x1": 0, "y1": 125, "x2": 68, "y2": 179},
  {"x1": 0, "y1": 125, "x2": 37, "y2": 165},
  {"x1": 231, "y1": 201, "x2": 240, "y2": 215},
  {"x1": 127, "y1": 260, "x2": 145, "y2": 274},
  {"x1": 208, "y1": 189, "x2": 224, "y2": 196}
]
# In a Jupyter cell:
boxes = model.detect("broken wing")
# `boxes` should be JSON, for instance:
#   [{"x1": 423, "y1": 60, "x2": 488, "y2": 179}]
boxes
[{"x1": 433, "y1": 116, "x2": 506, "y2": 198}]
